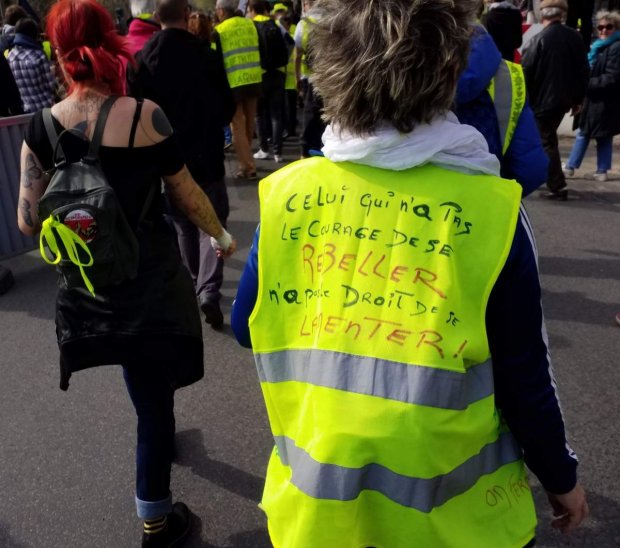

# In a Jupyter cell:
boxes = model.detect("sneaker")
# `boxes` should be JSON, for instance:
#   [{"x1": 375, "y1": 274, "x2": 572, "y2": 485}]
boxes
[
  {"x1": 562, "y1": 163, "x2": 574, "y2": 177},
  {"x1": 223, "y1": 141, "x2": 232, "y2": 151},
  {"x1": 540, "y1": 189, "x2": 568, "y2": 201},
  {"x1": 593, "y1": 172, "x2": 608, "y2": 182},
  {"x1": 142, "y1": 502, "x2": 191, "y2": 548},
  {"x1": 253, "y1": 149, "x2": 270, "y2": 160},
  {"x1": 200, "y1": 296, "x2": 224, "y2": 330},
  {"x1": 274, "y1": 154, "x2": 283, "y2": 163}
]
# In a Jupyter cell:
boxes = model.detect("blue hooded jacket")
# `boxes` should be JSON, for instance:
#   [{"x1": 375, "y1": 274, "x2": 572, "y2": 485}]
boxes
[{"x1": 455, "y1": 27, "x2": 548, "y2": 196}]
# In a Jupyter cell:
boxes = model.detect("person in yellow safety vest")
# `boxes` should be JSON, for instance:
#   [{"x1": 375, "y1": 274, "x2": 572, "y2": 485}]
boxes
[
  {"x1": 294, "y1": 0, "x2": 325, "y2": 157},
  {"x1": 231, "y1": 1, "x2": 589, "y2": 547},
  {"x1": 273, "y1": 6, "x2": 298, "y2": 137},
  {"x1": 454, "y1": 25, "x2": 549, "y2": 197},
  {"x1": 215, "y1": 0, "x2": 262, "y2": 179}
]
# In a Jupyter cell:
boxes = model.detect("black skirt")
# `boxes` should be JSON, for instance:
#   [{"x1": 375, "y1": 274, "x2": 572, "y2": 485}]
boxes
[{"x1": 55, "y1": 228, "x2": 204, "y2": 391}]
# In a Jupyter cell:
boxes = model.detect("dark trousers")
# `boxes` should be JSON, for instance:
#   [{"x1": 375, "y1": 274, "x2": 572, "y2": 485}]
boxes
[
  {"x1": 257, "y1": 70, "x2": 285, "y2": 155},
  {"x1": 285, "y1": 89, "x2": 298, "y2": 135},
  {"x1": 535, "y1": 110, "x2": 567, "y2": 192},
  {"x1": 169, "y1": 179, "x2": 229, "y2": 302},
  {"x1": 123, "y1": 362, "x2": 175, "y2": 513},
  {"x1": 301, "y1": 80, "x2": 326, "y2": 157}
]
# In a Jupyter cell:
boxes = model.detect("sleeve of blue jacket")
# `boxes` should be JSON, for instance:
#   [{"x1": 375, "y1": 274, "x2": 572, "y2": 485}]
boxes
[
  {"x1": 232, "y1": 211, "x2": 578, "y2": 493},
  {"x1": 500, "y1": 99, "x2": 549, "y2": 197}
]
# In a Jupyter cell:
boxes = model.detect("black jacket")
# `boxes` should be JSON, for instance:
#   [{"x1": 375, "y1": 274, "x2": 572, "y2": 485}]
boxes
[
  {"x1": 579, "y1": 41, "x2": 620, "y2": 138},
  {"x1": 522, "y1": 21, "x2": 589, "y2": 116},
  {"x1": 127, "y1": 28, "x2": 235, "y2": 184}
]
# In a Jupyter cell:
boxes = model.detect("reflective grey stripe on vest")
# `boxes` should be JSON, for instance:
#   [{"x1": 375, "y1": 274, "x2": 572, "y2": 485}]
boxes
[
  {"x1": 493, "y1": 61, "x2": 513, "y2": 154},
  {"x1": 274, "y1": 432, "x2": 522, "y2": 512},
  {"x1": 255, "y1": 349, "x2": 493, "y2": 410},
  {"x1": 225, "y1": 61, "x2": 261, "y2": 74},
  {"x1": 222, "y1": 46, "x2": 259, "y2": 59}
]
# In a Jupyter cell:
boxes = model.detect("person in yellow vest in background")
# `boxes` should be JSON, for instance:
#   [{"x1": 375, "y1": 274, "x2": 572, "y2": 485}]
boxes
[
  {"x1": 215, "y1": 0, "x2": 262, "y2": 179},
  {"x1": 294, "y1": 0, "x2": 325, "y2": 157},
  {"x1": 272, "y1": 3, "x2": 298, "y2": 138},
  {"x1": 232, "y1": 0, "x2": 589, "y2": 546}
]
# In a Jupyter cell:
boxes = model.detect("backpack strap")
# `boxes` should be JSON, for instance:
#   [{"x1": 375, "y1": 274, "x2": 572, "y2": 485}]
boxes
[
  {"x1": 128, "y1": 98, "x2": 144, "y2": 149},
  {"x1": 42, "y1": 108, "x2": 63, "y2": 162},
  {"x1": 85, "y1": 95, "x2": 119, "y2": 161}
]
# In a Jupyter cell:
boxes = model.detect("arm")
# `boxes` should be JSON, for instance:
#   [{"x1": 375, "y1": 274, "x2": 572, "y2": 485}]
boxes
[
  {"x1": 501, "y1": 100, "x2": 549, "y2": 196},
  {"x1": 17, "y1": 142, "x2": 49, "y2": 236},
  {"x1": 486, "y1": 208, "x2": 587, "y2": 531},
  {"x1": 163, "y1": 167, "x2": 235, "y2": 255},
  {"x1": 231, "y1": 226, "x2": 259, "y2": 348}
]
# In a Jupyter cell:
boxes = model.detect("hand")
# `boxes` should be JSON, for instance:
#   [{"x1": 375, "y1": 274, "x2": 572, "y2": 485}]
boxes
[
  {"x1": 216, "y1": 238, "x2": 236, "y2": 258},
  {"x1": 547, "y1": 484, "x2": 589, "y2": 533}
]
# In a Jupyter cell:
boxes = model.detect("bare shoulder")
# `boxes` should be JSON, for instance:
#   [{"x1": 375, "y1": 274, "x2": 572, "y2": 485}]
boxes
[{"x1": 132, "y1": 99, "x2": 175, "y2": 148}]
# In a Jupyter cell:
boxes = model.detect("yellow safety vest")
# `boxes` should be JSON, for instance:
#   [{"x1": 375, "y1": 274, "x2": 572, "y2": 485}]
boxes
[
  {"x1": 487, "y1": 60, "x2": 527, "y2": 156},
  {"x1": 250, "y1": 158, "x2": 536, "y2": 548},
  {"x1": 216, "y1": 16, "x2": 262, "y2": 89},
  {"x1": 283, "y1": 23, "x2": 296, "y2": 90},
  {"x1": 299, "y1": 15, "x2": 316, "y2": 78}
]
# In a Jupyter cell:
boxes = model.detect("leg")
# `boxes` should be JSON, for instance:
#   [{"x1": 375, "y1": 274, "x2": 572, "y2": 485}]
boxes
[
  {"x1": 255, "y1": 79, "x2": 270, "y2": 154},
  {"x1": 231, "y1": 101, "x2": 254, "y2": 176},
  {"x1": 270, "y1": 71, "x2": 286, "y2": 158},
  {"x1": 196, "y1": 179, "x2": 229, "y2": 320},
  {"x1": 535, "y1": 111, "x2": 567, "y2": 193},
  {"x1": 169, "y1": 213, "x2": 199, "y2": 289},
  {"x1": 595, "y1": 136, "x2": 612, "y2": 174},
  {"x1": 566, "y1": 128, "x2": 590, "y2": 170},
  {"x1": 301, "y1": 82, "x2": 326, "y2": 157},
  {"x1": 243, "y1": 96, "x2": 258, "y2": 155},
  {"x1": 123, "y1": 362, "x2": 175, "y2": 519},
  {"x1": 286, "y1": 89, "x2": 297, "y2": 136}
]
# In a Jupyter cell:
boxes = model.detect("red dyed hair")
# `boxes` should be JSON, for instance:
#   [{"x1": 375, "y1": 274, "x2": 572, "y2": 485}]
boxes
[{"x1": 46, "y1": 0, "x2": 133, "y2": 95}]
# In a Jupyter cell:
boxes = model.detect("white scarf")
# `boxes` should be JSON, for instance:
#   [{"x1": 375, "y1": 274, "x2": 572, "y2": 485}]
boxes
[{"x1": 321, "y1": 112, "x2": 500, "y2": 177}]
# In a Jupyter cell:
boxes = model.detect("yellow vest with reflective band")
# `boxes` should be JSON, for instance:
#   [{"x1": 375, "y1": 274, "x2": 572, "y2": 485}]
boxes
[
  {"x1": 299, "y1": 16, "x2": 316, "y2": 78},
  {"x1": 216, "y1": 16, "x2": 262, "y2": 89},
  {"x1": 487, "y1": 60, "x2": 527, "y2": 156},
  {"x1": 283, "y1": 23, "x2": 296, "y2": 90},
  {"x1": 250, "y1": 158, "x2": 536, "y2": 548}
]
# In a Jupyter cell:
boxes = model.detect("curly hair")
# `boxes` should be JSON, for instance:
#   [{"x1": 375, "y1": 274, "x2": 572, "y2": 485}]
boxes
[
  {"x1": 310, "y1": 0, "x2": 479, "y2": 135},
  {"x1": 596, "y1": 10, "x2": 620, "y2": 30}
]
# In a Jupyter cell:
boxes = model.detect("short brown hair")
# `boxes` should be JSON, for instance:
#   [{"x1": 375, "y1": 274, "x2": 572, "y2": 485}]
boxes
[{"x1": 310, "y1": 0, "x2": 478, "y2": 135}]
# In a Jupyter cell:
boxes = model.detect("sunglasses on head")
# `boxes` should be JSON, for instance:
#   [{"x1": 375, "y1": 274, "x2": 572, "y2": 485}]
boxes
[{"x1": 598, "y1": 23, "x2": 614, "y2": 31}]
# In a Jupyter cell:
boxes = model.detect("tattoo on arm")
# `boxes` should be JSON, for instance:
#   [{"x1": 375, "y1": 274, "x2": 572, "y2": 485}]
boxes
[
  {"x1": 23, "y1": 153, "x2": 44, "y2": 189},
  {"x1": 20, "y1": 198, "x2": 34, "y2": 227},
  {"x1": 152, "y1": 108, "x2": 173, "y2": 137}
]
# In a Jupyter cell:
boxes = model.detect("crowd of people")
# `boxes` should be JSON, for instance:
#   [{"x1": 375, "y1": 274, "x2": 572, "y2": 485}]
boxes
[{"x1": 4, "y1": 0, "x2": 619, "y2": 545}]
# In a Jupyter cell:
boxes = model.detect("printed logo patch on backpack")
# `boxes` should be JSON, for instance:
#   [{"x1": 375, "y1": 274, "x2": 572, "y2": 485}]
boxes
[{"x1": 64, "y1": 209, "x2": 98, "y2": 243}]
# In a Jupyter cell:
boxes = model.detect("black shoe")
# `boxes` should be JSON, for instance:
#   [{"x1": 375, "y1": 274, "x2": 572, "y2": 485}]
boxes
[
  {"x1": 142, "y1": 502, "x2": 191, "y2": 548},
  {"x1": 200, "y1": 298, "x2": 224, "y2": 330},
  {"x1": 540, "y1": 189, "x2": 568, "y2": 201},
  {"x1": 0, "y1": 265, "x2": 14, "y2": 295}
]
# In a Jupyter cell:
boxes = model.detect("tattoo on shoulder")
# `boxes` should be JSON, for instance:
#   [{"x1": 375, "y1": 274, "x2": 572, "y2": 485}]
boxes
[
  {"x1": 152, "y1": 108, "x2": 173, "y2": 137},
  {"x1": 72, "y1": 120, "x2": 89, "y2": 137},
  {"x1": 20, "y1": 198, "x2": 34, "y2": 227},
  {"x1": 23, "y1": 153, "x2": 43, "y2": 189}
]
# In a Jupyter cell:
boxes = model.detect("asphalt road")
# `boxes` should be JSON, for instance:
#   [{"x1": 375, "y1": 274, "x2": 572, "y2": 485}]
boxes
[{"x1": 0, "y1": 136, "x2": 618, "y2": 547}]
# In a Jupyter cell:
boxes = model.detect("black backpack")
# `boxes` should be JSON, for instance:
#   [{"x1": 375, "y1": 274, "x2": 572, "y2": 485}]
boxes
[
  {"x1": 38, "y1": 96, "x2": 151, "y2": 295},
  {"x1": 255, "y1": 19, "x2": 289, "y2": 71}
]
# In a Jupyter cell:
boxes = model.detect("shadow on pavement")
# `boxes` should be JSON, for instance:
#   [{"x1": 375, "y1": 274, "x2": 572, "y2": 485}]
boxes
[
  {"x1": 0, "y1": 522, "x2": 29, "y2": 548},
  {"x1": 175, "y1": 429, "x2": 264, "y2": 504},
  {"x1": 542, "y1": 287, "x2": 619, "y2": 327},
  {"x1": 538, "y1": 255, "x2": 619, "y2": 280}
]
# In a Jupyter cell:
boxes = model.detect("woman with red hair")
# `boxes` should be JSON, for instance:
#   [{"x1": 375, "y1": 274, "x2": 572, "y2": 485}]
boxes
[{"x1": 17, "y1": 0, "x2": 235, "y2": 546}]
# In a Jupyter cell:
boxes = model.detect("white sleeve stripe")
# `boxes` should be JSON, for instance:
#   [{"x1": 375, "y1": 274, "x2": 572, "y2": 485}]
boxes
[{"x1": 518, "y1": 208, "x2": 578, "y2": 462}]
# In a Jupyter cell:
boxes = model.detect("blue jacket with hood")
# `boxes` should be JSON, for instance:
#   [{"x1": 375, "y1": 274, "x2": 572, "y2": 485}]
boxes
[{"x1": 455, "y1": 27, "x2": 548, "y2": 196}]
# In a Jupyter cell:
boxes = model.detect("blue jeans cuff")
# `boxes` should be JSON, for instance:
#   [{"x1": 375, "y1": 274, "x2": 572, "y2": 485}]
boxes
[{"x1": 135, "y1": 493, "x2": 172, "y2": 519}]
